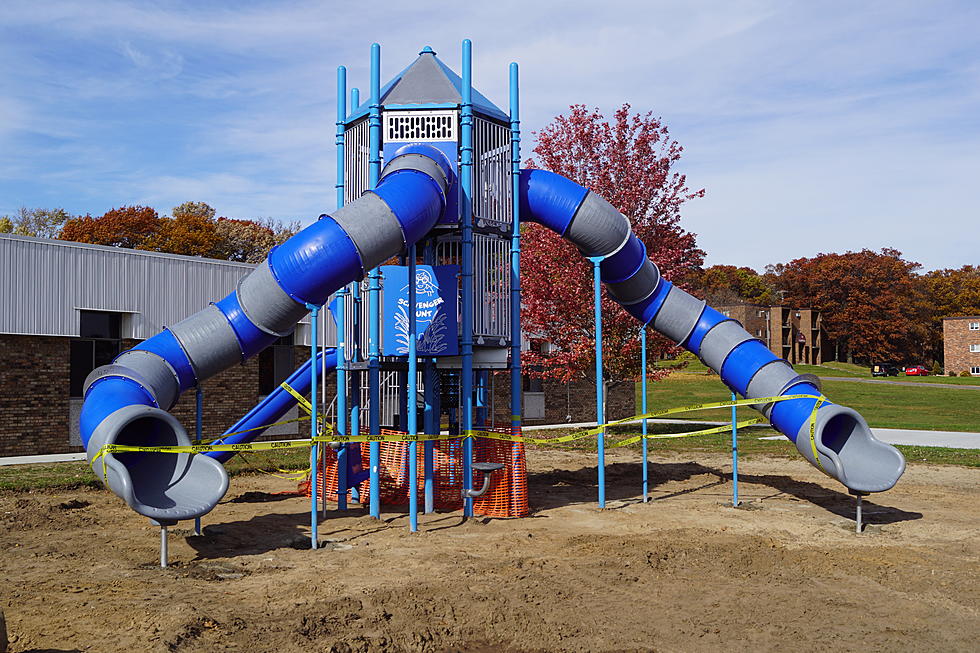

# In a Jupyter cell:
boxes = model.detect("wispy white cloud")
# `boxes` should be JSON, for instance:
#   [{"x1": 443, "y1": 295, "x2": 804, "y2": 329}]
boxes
[{"x1": 0, "y1": 0, "x2": 976, "y2": 271}]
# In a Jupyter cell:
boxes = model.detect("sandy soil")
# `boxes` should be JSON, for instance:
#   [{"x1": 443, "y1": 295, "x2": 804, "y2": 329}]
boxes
[{"x1": 1, "y1": 449, "x2": 978, "y2": 652}]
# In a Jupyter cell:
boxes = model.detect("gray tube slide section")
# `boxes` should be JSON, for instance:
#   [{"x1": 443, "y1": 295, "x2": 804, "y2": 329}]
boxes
[
  {"x1": 521, "y1": 170, "x2": 904, "y2": 493},
  {"x1": 80, "y1": 147, "x2": 452, "y2": 523}
]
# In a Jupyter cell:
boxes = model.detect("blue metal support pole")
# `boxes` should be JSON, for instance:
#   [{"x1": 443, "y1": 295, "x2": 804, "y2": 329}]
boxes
[
  {"x1": 367, "y1": 43, "x2": 382, "y2": 519},
  {"x1": 408, "y1": 245, "x2": 419, "y2": 532},
  {"x1": 590, "y1": 256, "x2": 605, "y2": 509},
  {"x1": 194, "y1": 387, "x2": 203, "y2": 535},
  {"x1": 509, "y1": 62, "x2": 522, "y2": 447},
  {"x1": 335, "y1": 65, "x2": 349, "y2": 513},
  {"x1": 460, "y1": 39, "x2": 475, "y2": 517},
  {"x1": 731, "y1": 390, "x2": 739, "y2": 507},
  {"x1": 422, "y1": 241, "x2": 436, "y2": 514},
  {"x1": 349, "y1": 283, "x2": 362, "y2": 505},
  {"x1": 350, "y1": 88, "x2": 359, "y2": 118},
  {"x1": 336, "y1": 66, "x2": 346, "y2": 208},
  {"x1": 307, "y1": 304, "x2": 320, "y2": 549},
  {"x1": 641, "y1": 327, "x2": 649, "y2": 502}
]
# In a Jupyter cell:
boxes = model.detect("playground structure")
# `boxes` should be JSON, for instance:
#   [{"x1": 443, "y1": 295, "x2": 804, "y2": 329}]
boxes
[{"x1": 78, "y1": 41, "x2": 906, "y2": 556}]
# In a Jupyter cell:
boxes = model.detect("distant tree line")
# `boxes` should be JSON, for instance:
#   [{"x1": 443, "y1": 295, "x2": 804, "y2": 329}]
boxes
[
  {"x1": 0, "y1": 202, "x2": 300, "y2": 263},
  {"x1": 684, "y1": 251, "x2": 980, "y2": 369}
]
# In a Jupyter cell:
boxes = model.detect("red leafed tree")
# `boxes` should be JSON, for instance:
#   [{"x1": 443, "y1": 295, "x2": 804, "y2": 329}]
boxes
[
  {"x1": 521, "y1": 104, "x2": 705, "y2": 384},
  {"x1": 765, "y1": 248, "x2": 926, "y2": 364},
  {"x1": 60, "y1": 205, "x2": 161, "y2": 248}
]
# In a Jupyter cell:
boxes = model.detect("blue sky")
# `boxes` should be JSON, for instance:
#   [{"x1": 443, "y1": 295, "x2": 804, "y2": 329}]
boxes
[{"x1": 1, "y1": 1, "x2": 977, "y2": 272}]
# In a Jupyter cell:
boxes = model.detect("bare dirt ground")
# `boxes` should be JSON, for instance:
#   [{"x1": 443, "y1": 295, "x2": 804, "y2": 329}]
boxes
[{"x1": 1, "y1": 449, "x2": 978, "y2": 652}]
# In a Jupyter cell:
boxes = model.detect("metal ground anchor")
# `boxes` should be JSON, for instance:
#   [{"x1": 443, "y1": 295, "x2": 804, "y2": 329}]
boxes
[{"x1": 850, "y1": 490, "x2": 870, "y2": 533}]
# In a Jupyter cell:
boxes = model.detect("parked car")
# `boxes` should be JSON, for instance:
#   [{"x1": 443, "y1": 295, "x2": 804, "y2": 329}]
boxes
[
  {"x1": 904, "y1": 365, "x2": 930, "y2": 376},
  {"x1": 872, "y1": 363, "x2": 900, "y2": 377}
]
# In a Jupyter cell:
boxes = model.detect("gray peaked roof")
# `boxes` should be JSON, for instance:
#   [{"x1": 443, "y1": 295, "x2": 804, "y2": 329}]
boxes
[{"x1": 348, "y1": 46, "x2": 508, "y2": 122}]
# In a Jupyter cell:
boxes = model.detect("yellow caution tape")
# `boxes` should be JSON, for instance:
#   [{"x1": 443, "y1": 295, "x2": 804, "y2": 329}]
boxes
[
  {"x1": 808, "y1": 396, "x2": 828, "y2": 473},
  {"x1": 91, "y1": 392, "x2": 829, "y2": 482}
]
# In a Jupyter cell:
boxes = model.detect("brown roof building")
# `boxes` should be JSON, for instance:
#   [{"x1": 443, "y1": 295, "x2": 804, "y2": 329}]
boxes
[
  {"x1": 942, "y1": 316, "x2": 980, "y2": 376},
  {"x1": 714, "y1": 304, "x2": 828, "y2": 366}
]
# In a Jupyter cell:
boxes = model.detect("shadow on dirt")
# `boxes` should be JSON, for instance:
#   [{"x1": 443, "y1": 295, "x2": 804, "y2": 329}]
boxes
[{"x1": 527, "y1": 460, "x2": 923, "y2": 525}]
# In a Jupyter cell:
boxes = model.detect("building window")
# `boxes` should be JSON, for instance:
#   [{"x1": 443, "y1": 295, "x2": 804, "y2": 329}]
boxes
[
  {"x1": 970, "y1": 344, "x2": 980, "y2": 353},
  {"x1": 70, "y1": 311, "x2": 122, "y2": 397},
  {"x1": 259, "y1": 334, "x2": 295, "y2": 395},
  {"x1": 757, "y1": 310, "x2": 767, "y2": 318},
  {"x1": 972, "y1": 366, "x2": 980, "y2": 375},
  {"x1": 970, "y1": 322, "x2": 980, "y2": 331}
]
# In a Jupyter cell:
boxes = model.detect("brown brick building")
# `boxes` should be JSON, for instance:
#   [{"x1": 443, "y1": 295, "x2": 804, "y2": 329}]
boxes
[
  {"x1": 942, "y1": 316, "x2": 980, "y2": 376},
  {"x1": 0, "y1": 234, "x2": 314, "y2": 457},
  {"x1": 714, "y1": 304, "x2": 828, "y2": 365}
]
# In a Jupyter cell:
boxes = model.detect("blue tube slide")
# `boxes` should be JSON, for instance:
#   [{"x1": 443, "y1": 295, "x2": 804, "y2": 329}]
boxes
[
  {"x1": 204, "y1": 349, "x2": 337, "y2": 464},
  {"x1": 518, "y1": 168, "x2": 905, "y2": 493},
  {"x1": 80, "y1": 144, "x2": 455, "y2": 522}
]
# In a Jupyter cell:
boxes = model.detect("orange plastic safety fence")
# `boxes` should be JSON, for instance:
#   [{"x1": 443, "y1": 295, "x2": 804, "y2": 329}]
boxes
[{"x1": 304, "y1": 428, "x2": 529, "y2": 517}]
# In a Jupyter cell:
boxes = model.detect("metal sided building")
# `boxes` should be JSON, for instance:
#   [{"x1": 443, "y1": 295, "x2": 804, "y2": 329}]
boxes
[{"x1": 0, "y1": 233, "x2": 327, "y2": 457}]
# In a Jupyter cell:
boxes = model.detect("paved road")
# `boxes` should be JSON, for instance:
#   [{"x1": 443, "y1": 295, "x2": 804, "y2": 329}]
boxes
[{"x1": 819, "y1": 376, "x2": 980, "y2": 390}]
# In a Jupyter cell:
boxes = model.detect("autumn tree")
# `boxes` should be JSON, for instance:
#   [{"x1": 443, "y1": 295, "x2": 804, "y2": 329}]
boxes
[
  {"x1": 685, "y1": 264, "x2": 777, "y2": 306},
  {"x1": 60, "y1": 205, "x2": 161, "y2": 248},
  {"x1": 0, "y1": 207, "x2": 72, "y2": 238},
  {"x1": 521, "y1": 104, "x2": 705, "y2": 387},
  {"x1": 919, "y1": 265, "x2": 980, "y2": 363},
  {"x1": 143, "y1": 202, "x2": 221, "y2": 256},
  {"x1": 765, "y1": 248, "x2": 926, "y2": 364}
]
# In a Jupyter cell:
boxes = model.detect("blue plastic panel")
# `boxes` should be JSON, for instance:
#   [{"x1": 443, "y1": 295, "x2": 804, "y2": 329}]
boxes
[
  {"x1": 684, "y1": 306, "x2": 728, "y2": 357},
  {"x1": 623, "y1": 279, "x2": 671, "y2": 326},
  {"x1": 269, "y1": 215, "x2": 363, "y2": 305},
  {"x1": 518, "y1": 169, "x2": 588, "y2": 236},
  {"x1": 720, "y1": 340, "x2": 777, "y2": 396},
  {"x1": 372, "y1": 172, "x2": 445, "y2": 245},
  {"x1": 132, "y1": 329, "x2": 196, "y2": 391},
  {"x1": 600, "y1": 234, "x2": 645, "y2": 284},
  {"x1": 770, "y1": 382, "x2": 824, "y2": 440},
  {"x1": 78, "y1": 377, "x2": 156, "y2": 447},
  {"x1": 383, "y1": 141, "x2": 459, "y2": 224},
  {"x1": 214, "y1": 292, "x2": 277, "y2": 359}
]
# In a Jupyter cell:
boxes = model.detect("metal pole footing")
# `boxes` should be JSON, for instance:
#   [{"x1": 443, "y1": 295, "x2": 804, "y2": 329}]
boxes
[
  {"x1": 160, "y1": 526, "x2": 168, "y2": 568},
  {"x1": 850, "y1": 490, "x2": 869, "y2": 533}
]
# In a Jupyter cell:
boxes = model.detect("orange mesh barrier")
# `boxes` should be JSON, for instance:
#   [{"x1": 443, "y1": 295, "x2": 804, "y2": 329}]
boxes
[{"x1": 305, "y1": 428, "x2": 529, "y2": 517}]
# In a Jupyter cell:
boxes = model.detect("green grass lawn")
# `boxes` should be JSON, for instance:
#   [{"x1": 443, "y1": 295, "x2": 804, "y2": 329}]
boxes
[{"x1": 639, "y1": 371, "x2": 980, "y2": 432}]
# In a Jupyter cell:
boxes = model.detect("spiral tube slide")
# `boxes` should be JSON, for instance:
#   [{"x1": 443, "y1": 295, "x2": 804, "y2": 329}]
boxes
[
  {"x1": 518, "y1": 169, "x2": 905, "y2": 493},
  {"x1": 80, "y1": 145, "x2": 454, "y2": 522}
]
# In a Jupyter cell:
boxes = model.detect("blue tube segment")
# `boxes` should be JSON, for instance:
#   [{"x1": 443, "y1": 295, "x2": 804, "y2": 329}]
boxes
[
  {"x1": 214, "y1": 293, "x2": 277, "y2": 359},
  {"x1": 623, "y1": 279, "x2": 672, "y2": 326},
  {"x1": 132, "y1": 329, "x2": 196, "y2": 390},
  {"x1": 371, "y1": 173, "x2": 446, "y2": 245},
  {"x1": 720, "y1": 340, "x2": 776, "y2": 396},
  {"x1": 683, "y1": 306, "x2": 728, "y2": 357},
  {"x1": 269, "y1": 216, "x2": 364, "y2": 305},
  {"x1": 770, "y1": 382, "x2": 824, "y2": 442},
  {"x1": 518, "y1": 169, "x2": 588, "y2": 236},
  {"x1": 204, "y1": 349, "x2": 337, "y2": 463},
  {"x1": 389, "y1": 143, "x2": 456, "y2": 185},
  {"x1": 79, "y1": 377, "x2": 156, "y2": 448},
  {"x1": 599, "y1": 234, "x2": 645, "y2": 284}
]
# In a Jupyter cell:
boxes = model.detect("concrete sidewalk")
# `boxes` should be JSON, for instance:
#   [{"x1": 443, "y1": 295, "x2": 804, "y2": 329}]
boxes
[{"x1": 0, "y1": 452, "x2": 87, "y2": 467}]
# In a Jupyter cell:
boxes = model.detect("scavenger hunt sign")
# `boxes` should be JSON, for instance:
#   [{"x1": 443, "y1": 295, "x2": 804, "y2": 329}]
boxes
[{"x1": 381, "y1": 265, "x2": 459, "y2": 356}]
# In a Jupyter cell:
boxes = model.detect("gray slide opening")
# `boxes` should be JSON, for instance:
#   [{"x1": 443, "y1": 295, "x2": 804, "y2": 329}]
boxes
[{"x1": 87, "y1": 405, "x2": 228, "y2": 524}]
